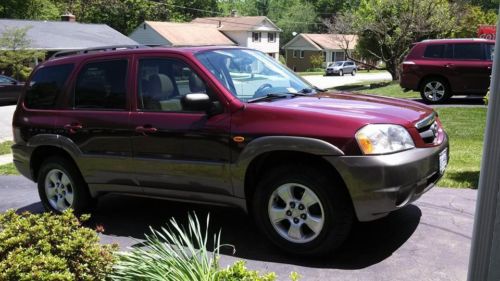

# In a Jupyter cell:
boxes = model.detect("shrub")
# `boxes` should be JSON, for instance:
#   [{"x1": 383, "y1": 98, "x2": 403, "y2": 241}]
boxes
[
  {"x1": 0, "y1": 210, "x2": 117, "y2": 281},
  {"x1": 484, "y1": 91, "x2": 490, "y2": 105},
  {"x1": 111, "y1": 213, "x2": 300, "y2": 281},
  {"x1": 310, "y1": 53, "x2": 324, "y2": 69}
]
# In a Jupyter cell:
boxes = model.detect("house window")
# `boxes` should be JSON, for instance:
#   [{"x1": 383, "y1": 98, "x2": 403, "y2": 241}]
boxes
[
  {"x1": 252, "y1": 32, "x2": 261, "y2": 42},
  {"x1": 268, "y1": 32, "x2": 276, "y2": 43},
  {"x1": 293, "y1": 50, "x2": 299, "y2": 58},
  {"x1": 300, "y1": 50, "x2": 305, "y2": 58}
]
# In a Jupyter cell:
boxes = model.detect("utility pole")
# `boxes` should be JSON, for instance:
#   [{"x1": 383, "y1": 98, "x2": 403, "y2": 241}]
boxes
[{"x1": 467, "y1": 4, "x2": 500, "y2": 280}]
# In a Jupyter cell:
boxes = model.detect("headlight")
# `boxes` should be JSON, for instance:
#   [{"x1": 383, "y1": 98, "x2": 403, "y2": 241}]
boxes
[{"x1": 355, "y1": 124, "x2": 415, "y2": 154}]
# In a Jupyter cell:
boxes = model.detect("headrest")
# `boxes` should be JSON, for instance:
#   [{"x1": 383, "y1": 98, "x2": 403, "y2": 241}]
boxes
[{"x1": 189, "y1": 73, "x2": 206, "y2": 93}]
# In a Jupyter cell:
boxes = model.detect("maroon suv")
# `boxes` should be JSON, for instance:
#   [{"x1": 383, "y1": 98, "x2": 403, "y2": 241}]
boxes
[
  {"x1": 400, "y1": 38, "x2": 494, "y2": 104},
  {"x1": 12, "y1": 46, "x2": 449, "y2": 256}
]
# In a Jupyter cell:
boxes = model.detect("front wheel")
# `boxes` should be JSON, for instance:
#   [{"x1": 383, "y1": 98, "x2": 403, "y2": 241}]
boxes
[
  {"x1": 253, "y1": 165, "x2": 353, "y2": 256},
  {"x1": 420, "y1": 78, "x2": 451, "y2": 104},
  {"x1": 339, "y1": 70, "x2": 344, "y2": 76},
  {"x1": 37, "y1": 156, "x2": 93, "y2": 214}
]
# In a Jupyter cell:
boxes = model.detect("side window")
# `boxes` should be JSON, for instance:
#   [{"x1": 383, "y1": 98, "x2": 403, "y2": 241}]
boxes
[
  {"x1": 0, "y1": 76, "x2": 10, "y2": 84},
  {"x1": 424, "y1": 44, "x2": 445, "y2": 58},
  {"x1": 453, "y1": 43, "x2": 483, "y2": 60},
  {"x1": 73, "y1": 60, "x2": 128, "y2": 110},
  {"x1": 25, "y1": 64, "x2": 74, "y2": 109},
  {"x1": 137, "y1": 58, "x2": 209, "y2": 112}
]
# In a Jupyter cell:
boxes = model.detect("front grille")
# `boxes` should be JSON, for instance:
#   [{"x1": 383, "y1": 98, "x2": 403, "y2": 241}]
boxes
[{"x1": 416, "y1": 113, "x2": 438, "y2": 144}]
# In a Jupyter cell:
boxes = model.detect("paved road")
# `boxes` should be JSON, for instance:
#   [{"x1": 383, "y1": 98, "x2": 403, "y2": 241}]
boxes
[
  {"x1": 302, "y1": 72, "x2": 392, "y2": 89},
  {"x1": 0, "y1": 175, "x2": 476, "y2": 281}
]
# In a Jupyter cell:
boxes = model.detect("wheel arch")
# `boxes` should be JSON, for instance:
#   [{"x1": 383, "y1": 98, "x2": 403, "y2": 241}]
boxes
[
  {"x1": 418, "y1": 74, "x2": 452, "y2": 93},
  {"x1": 231, "y1": 136, "x2": 349, "y2": 211}
]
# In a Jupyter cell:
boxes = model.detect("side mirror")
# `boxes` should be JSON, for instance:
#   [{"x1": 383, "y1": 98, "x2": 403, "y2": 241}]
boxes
[{"x1": 181, "y1": 93, "x2": 213, "y2": 112}]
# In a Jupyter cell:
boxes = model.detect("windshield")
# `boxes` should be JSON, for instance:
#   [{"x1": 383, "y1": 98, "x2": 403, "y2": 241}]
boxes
[{"x1": 195, "y1": 49, "x2": 314, "y2": 102}]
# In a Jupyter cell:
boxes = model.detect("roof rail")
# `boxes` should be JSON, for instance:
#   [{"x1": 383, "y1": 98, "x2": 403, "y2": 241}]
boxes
[
  {"x1": 49, "y1": 45, "x2": 148, "y2": 60},
  {"x1": 420, "y1": 38, "x2": 489, "y2": 42}
]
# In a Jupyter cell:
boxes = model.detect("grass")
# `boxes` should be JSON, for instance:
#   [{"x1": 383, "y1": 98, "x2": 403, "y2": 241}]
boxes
[
  {"x1": 350, "y1": 82, "x2": 420, "y2": 99},
  {"x1": 0, "y1": 163, "x2": 18, "y2": 175},
  {"x1": 436, "y1": 107, "x2": 486, "y2": 189},
  {"x1": 0, "y1": 141, "x2": 13, "y2": 155}
]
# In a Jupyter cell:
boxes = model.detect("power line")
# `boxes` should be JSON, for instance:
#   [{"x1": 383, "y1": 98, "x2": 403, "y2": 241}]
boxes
[{"x1": 144, "y1": 0, "x2": 327, "y2": 26}]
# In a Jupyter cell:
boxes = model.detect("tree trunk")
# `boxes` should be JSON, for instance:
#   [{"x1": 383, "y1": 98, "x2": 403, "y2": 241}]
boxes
[{"x1": 386, "y1": 60, "x2": 400, "y2": 81}]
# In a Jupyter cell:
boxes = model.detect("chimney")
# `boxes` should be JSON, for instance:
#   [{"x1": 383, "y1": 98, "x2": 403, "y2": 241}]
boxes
[
  {"x1": 230, "y1": 10, "x2": 238, "y2": 17},
  {"x1": 61, "y1": 12, "x2": 76, "y2": 22}
]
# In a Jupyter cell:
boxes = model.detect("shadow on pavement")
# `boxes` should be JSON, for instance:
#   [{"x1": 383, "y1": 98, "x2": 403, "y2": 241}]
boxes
[{"x1": 16, "y1": 194, "x2": 422, "y2": 270}]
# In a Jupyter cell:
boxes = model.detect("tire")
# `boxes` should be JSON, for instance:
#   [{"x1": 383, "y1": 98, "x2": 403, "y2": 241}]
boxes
[
  {"x1": 37, "y1": 156, "x2": 94, "y2": 214},
  {"x1": 339, "y1": 70, "x2": 344, "y2": 76},
  {"x1": 351, "y1": 69, "x2": 356, "y2": 76},
  {"x1": 252, "y1": 164, "x2": 353, "y2": 256},
  {"x1": 420, "y1": 78, "x2": 451, "y2": 104}
]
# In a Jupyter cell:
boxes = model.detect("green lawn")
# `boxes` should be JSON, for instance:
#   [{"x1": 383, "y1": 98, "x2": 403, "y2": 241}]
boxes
[
  {"x1": 0, "y1": 163, "x2": 18, "y2": 175},
  {"x1": 0, "y1": 141, "x2": 13, "y2": 155},
  {"x1": 436, "y1": 107, "x2": 486, "y2": 189},
  {"x1": 333, "y1": 82, "x2": 420, "y2": 99}
]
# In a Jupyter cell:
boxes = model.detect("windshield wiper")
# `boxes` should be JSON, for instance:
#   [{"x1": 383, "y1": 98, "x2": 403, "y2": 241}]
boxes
[
  {"x1": 247, "y1": 92, "x2": 310, "y2": 103},
  {"x1": 247, "y1": 93, "x2": 289, "y2": 103}
]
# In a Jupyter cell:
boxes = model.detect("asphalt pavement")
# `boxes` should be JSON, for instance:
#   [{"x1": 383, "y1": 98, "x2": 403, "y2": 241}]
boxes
[{"x1": 0, "y1": 175, "x2": 476, "y2": 281}]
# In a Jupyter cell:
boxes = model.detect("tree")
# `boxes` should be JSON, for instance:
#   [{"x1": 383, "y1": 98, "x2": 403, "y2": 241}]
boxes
[
  {"x1": 452, "y1": 4, "x2": 497, "y2": 38},
  {"x1": 344, "y1": 0, "x2": 455, "y2": 80},
  {"x1": 0, "y1": 27, "x2": 44, "y2": 80}
]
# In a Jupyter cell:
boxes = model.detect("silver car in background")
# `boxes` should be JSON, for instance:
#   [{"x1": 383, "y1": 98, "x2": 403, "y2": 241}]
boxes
[{"x1": 325, "y1": 61, "x2": 357, "y2": 76}]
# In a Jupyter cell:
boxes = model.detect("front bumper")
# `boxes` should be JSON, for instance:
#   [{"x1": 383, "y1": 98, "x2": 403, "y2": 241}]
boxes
[
  {"x1": 326, "y1": 69, "x2": 340, "y2": 74},
  {"x1": 325, "y1": 135, "x2": 449, "y2": 221}
]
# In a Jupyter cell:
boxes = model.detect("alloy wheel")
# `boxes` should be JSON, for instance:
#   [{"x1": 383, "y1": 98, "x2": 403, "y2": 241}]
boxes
[
  {"x1": 44, "y1": 169, "x2": 74, "y2": 211},
  {"x1": 423, "y1": 81, "x2": 446, "y2": 102},
  {"x1": 267, "y1": 183, "x2": 325, "y2": 243}
]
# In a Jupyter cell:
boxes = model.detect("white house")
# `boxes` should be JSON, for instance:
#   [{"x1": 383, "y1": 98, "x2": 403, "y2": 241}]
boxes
[{"x1": 191, "y1": 16, "x2": 281, "y2": 59}]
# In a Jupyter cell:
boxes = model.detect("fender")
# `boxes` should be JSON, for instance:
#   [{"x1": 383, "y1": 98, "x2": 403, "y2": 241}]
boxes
[
  {"x1": 231, "y1": 136, "x2": 344, "y2": 198},
  {"x1": 27, "y1": 134, "x2": 83, "y2": 160}
]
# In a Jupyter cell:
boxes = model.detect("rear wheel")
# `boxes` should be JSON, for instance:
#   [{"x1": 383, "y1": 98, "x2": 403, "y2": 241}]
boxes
[
  {"x1": 351, "y1": 69, "x2": 356, "y2": 76},
  {"x1": 253, "y1": 165, "x2": 353, "y2": 256},
  {"x1": 420, "y1": 78, "x2": 451, "y2": 104},
  {"x1": 37, "y1": 156, "x2": 93, "y2": 214}
]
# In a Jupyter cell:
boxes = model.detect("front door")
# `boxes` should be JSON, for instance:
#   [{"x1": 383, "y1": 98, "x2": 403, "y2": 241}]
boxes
[{"x1": 130, "y1": 56, "x2": 232, "y2": 196}]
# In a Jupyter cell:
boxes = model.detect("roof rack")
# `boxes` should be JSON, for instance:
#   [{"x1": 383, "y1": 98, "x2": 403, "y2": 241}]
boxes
[{"x1": 49, "y1": 45, "x2": 149, "y2": 60}]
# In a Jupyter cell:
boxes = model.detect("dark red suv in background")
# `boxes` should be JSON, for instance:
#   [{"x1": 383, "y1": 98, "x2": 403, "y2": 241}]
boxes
[
  {"x1": 400, "y1": 38, "x2": 494, "y2": 104},
  {"x1": 12, "y1": 46, "x2": 448, "y2": 256}
]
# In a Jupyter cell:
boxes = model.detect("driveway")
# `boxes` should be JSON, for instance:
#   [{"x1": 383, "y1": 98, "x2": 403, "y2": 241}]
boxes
[
  {"x1": 302, "y1": 72, "x2": 392, "y2": 89},
  {"x1": 0, "y1": 175, "x2": 475, "y2": 281}
]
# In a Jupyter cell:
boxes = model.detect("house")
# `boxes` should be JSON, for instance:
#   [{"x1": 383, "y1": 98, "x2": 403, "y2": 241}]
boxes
[
  {"x1": 191, "y1": 16, "x2": 281, "y2": 59},
  {"x1": 283, "y1": 33, "x2": 358, "y2": 72},
  {"x1": 0, "y1": 16, "x2": 138, "y2": 56},
  {"x1": 129, "y1": 21, "x2": 236, "y2": 47}
]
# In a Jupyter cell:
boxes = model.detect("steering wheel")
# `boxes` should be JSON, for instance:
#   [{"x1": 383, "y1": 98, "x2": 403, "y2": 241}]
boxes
[{"x1": 253, "y1": 83, "x2": 273, "y2": 98}]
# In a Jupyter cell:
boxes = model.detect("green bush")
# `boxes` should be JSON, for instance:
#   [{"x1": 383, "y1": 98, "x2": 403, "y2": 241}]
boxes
[
  {"x1": 111, "y1": 213, "x2": 300, "y2": 281},
  {"x1": 305, "y1": 68, "x2": 324, "y2": 72},
  {"x1": 0, "y1": 210, "x2": 117, "y2": 281},
  {"x1": 484, "y1": 91, "x2": 490, "y2": 105}
]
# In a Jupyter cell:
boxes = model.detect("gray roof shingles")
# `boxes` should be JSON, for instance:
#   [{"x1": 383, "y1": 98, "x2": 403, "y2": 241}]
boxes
[{"x1": 0, "y1": 19, "x2": 138, "y2": 50}]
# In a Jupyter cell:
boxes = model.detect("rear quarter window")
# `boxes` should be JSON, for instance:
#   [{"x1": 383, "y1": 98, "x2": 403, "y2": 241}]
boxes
[
  {"x1": 25, "y1": 64, "x2": 74, "y2": 109},
  {"x1": 453, "y1": 43, "x2": 483, "y2": 60}
]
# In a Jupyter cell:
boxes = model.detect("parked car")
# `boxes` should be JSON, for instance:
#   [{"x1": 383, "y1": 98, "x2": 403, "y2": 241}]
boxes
[
  {"x1": 12, "y1": 46, "x2": 448, "y2": 256},
  {"x1": 400, "y1": 38, "x2": 494, "y2": 104},
  {"x1": 0, "y1": 75, "x2": 23, "y2": 104},
  {"x1": 325, "y1": 61, "x2": 357, "y2": 76}
]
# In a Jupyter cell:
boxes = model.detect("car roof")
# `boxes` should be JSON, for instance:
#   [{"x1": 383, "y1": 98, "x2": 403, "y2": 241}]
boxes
[
  {"x1": 42, "y1": 45, "x2": 245, "y2": 67},
  {"x1": 418, "y1": 38, "x2": 495, "y2": 45}
]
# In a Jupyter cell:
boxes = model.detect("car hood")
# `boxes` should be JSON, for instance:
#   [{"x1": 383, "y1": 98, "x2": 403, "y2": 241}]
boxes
[{"x1": 258, "y1": 91, "x2": 434, "y2": 127}]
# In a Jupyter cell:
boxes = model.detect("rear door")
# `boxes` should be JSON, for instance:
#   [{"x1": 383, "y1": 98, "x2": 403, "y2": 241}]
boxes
[
  {"x1": 449, "y1": 43, "x2": 491, "y2": 93},
  {"x1": 129, "y1": 54, "x2": 232, "y2": 196},
  {"x1": 54, "y1": 56, "x2": 135, "y2": 187}
]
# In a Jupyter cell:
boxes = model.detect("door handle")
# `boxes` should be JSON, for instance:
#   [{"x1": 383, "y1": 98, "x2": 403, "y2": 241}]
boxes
[
  {"x1": 444, "y1": 64, "x2": 454, "y2": 68},
  {"x1": 64, "y1": 123, "x2": 83, "y2": 134},
  {"x1": 135, "y1": 125, "x2": 158, "y2": 134},
  {"x1": 488, "y1": 66, "x2": 492, "y2": 70}
]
